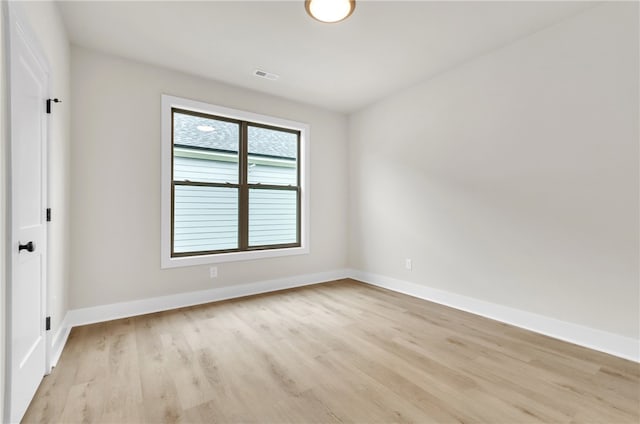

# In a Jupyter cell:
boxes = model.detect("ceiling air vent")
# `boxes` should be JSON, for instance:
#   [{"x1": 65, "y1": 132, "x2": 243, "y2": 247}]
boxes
[{"x1": 254, "y1": 69, "x2": 279, "y2": 81}]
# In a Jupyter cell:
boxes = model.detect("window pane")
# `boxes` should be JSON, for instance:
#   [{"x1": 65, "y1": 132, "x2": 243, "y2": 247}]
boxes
[
  {"x1": 173, "y1": 111, "x2": 239, "y2": 184},
  {"x1": 174, "y1": 185, "x2": 238, "y2": 253},
  {"x1": 248, "y1": 126, "x2": 297, "y2": 186},
  {"x1": 249, "y1": 189, "x2": 297, "y2": 247}
]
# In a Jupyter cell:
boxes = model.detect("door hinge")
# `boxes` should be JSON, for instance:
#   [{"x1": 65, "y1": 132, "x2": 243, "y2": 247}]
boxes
[
  {"x1": 46, "y1": 208, "x2": 52, "y2": 222},
  {"x1": 45, "y1": 316, "x2": 51, "y2": 331},
  {"x1": 46, "y1": 98, "x2": 61, "y2": 114}
]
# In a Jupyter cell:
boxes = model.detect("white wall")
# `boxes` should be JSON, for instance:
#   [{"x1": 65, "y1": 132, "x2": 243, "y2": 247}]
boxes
[
  {"x1": 18, "y1": 0, "x2": 71, "y2": 358},
  {"x1": 349, "y1": 2, "x2": 639, "y2": 339},
  {"x1": 1, "y1": 2, "x2": 7, "y2": 419},
  {"x1": 70, "y1": 46, "x2": 348, "y2": 309}
]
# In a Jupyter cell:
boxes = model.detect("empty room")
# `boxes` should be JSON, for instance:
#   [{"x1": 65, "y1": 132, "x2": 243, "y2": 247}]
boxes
[{"x1": 1, "y1": 0, "x2": 639, "y2": 422}]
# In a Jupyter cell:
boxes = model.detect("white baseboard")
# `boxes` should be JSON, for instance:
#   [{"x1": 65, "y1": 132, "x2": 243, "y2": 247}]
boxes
[
  {"x1": 349, "y1": 269, "x2": 640, "y2": 363},
  {"x1": 65, "y1": 269, "x2": 350, "y2": 328},
  {"x1": 50, "y1": 315, "x2": 71, "y2": 368}
]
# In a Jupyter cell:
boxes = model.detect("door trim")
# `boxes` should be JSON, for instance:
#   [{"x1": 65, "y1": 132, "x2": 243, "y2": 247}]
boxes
[{"x1": 4, "y1": 2, "x2": 51, "y2": 422}]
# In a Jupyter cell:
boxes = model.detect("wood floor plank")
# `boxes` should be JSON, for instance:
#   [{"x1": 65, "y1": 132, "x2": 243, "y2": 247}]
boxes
[{"x1": 22, "y1": 279, "x2": 640, "y2": 423}]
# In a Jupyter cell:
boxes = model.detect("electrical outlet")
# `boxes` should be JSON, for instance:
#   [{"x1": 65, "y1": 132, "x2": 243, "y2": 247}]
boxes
[
  {"x1": 405, "y1": 258, "x2": 412, "y2": 271},
  {"x1": 209, "y1": 266, "x2": 218, "y2": 278}
]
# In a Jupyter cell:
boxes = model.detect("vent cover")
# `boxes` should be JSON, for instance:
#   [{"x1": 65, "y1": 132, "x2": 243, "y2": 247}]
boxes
[{"x1": 254, "y1": 69, "x2": 279, "y2": 81}]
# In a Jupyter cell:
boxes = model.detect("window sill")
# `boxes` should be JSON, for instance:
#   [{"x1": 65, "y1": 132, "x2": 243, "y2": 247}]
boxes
[{"x1": 161, "y1": 246, "x2": 309, "y2": 269}]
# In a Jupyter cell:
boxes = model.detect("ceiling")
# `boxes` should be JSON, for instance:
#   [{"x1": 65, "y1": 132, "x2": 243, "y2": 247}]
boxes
[{"x1": 57, "y1": 1, "x2": 595, "y2": 113}]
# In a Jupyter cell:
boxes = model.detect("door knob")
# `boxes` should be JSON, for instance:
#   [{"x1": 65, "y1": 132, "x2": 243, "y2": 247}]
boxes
[{"x1": 18, "y1": 241, "x2": 35, "y2": 253}]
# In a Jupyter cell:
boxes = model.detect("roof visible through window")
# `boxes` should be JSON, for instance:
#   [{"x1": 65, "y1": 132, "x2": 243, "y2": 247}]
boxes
[{"x1": 174, "y1": 111, "x2": 297, "y2": 159}]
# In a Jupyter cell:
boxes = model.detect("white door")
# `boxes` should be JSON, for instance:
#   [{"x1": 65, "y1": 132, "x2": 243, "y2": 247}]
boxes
[{"x1": 8, "y1": 7, "x2": 49, "y2": 424}]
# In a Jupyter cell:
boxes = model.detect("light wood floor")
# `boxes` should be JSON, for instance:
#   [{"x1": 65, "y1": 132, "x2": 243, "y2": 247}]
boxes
[{"x1": 23, "y1": 279, "x2": 639, "y2": 423}]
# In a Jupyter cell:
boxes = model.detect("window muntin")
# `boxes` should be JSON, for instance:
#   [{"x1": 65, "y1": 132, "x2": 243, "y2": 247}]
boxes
[{"x1": 171, "y1": 108, "x2": 301, "y2": 257}]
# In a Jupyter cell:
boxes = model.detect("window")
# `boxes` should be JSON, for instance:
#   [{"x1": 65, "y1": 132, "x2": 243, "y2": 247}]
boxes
[{"x1": 161, "y1": 96, "x2": 309, "y2": 267}]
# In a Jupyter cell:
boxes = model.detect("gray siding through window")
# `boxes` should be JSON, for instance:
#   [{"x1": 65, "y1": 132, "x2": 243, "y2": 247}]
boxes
[
  {"x1": 249, "y1": 189, "x2": 297, "y2": 246},
  {"x1": 174, "y1": 185, "x2": 238, "y2": 253},
  {"x1": 174, "y1": 155, "x2": 297, "y2": 252},
  {"x1": 174, "y1": 156, "x2": 238, "y2": 184}
]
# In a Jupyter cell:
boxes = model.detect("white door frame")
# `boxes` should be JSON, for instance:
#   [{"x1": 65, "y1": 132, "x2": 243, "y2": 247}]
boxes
[{"x1": 4, "y1": 2, "x2": 51, "y2": 422}]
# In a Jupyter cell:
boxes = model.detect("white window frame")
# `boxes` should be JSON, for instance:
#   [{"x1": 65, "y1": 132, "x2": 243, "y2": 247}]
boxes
[{"x1": 161, "y1": 95, "x2": 310, "y2": 268}]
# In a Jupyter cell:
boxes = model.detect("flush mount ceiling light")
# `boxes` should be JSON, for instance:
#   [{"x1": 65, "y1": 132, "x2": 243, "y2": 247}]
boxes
[{"x1": 305, "y1": 0, "x2": 356, "y2": 23}]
